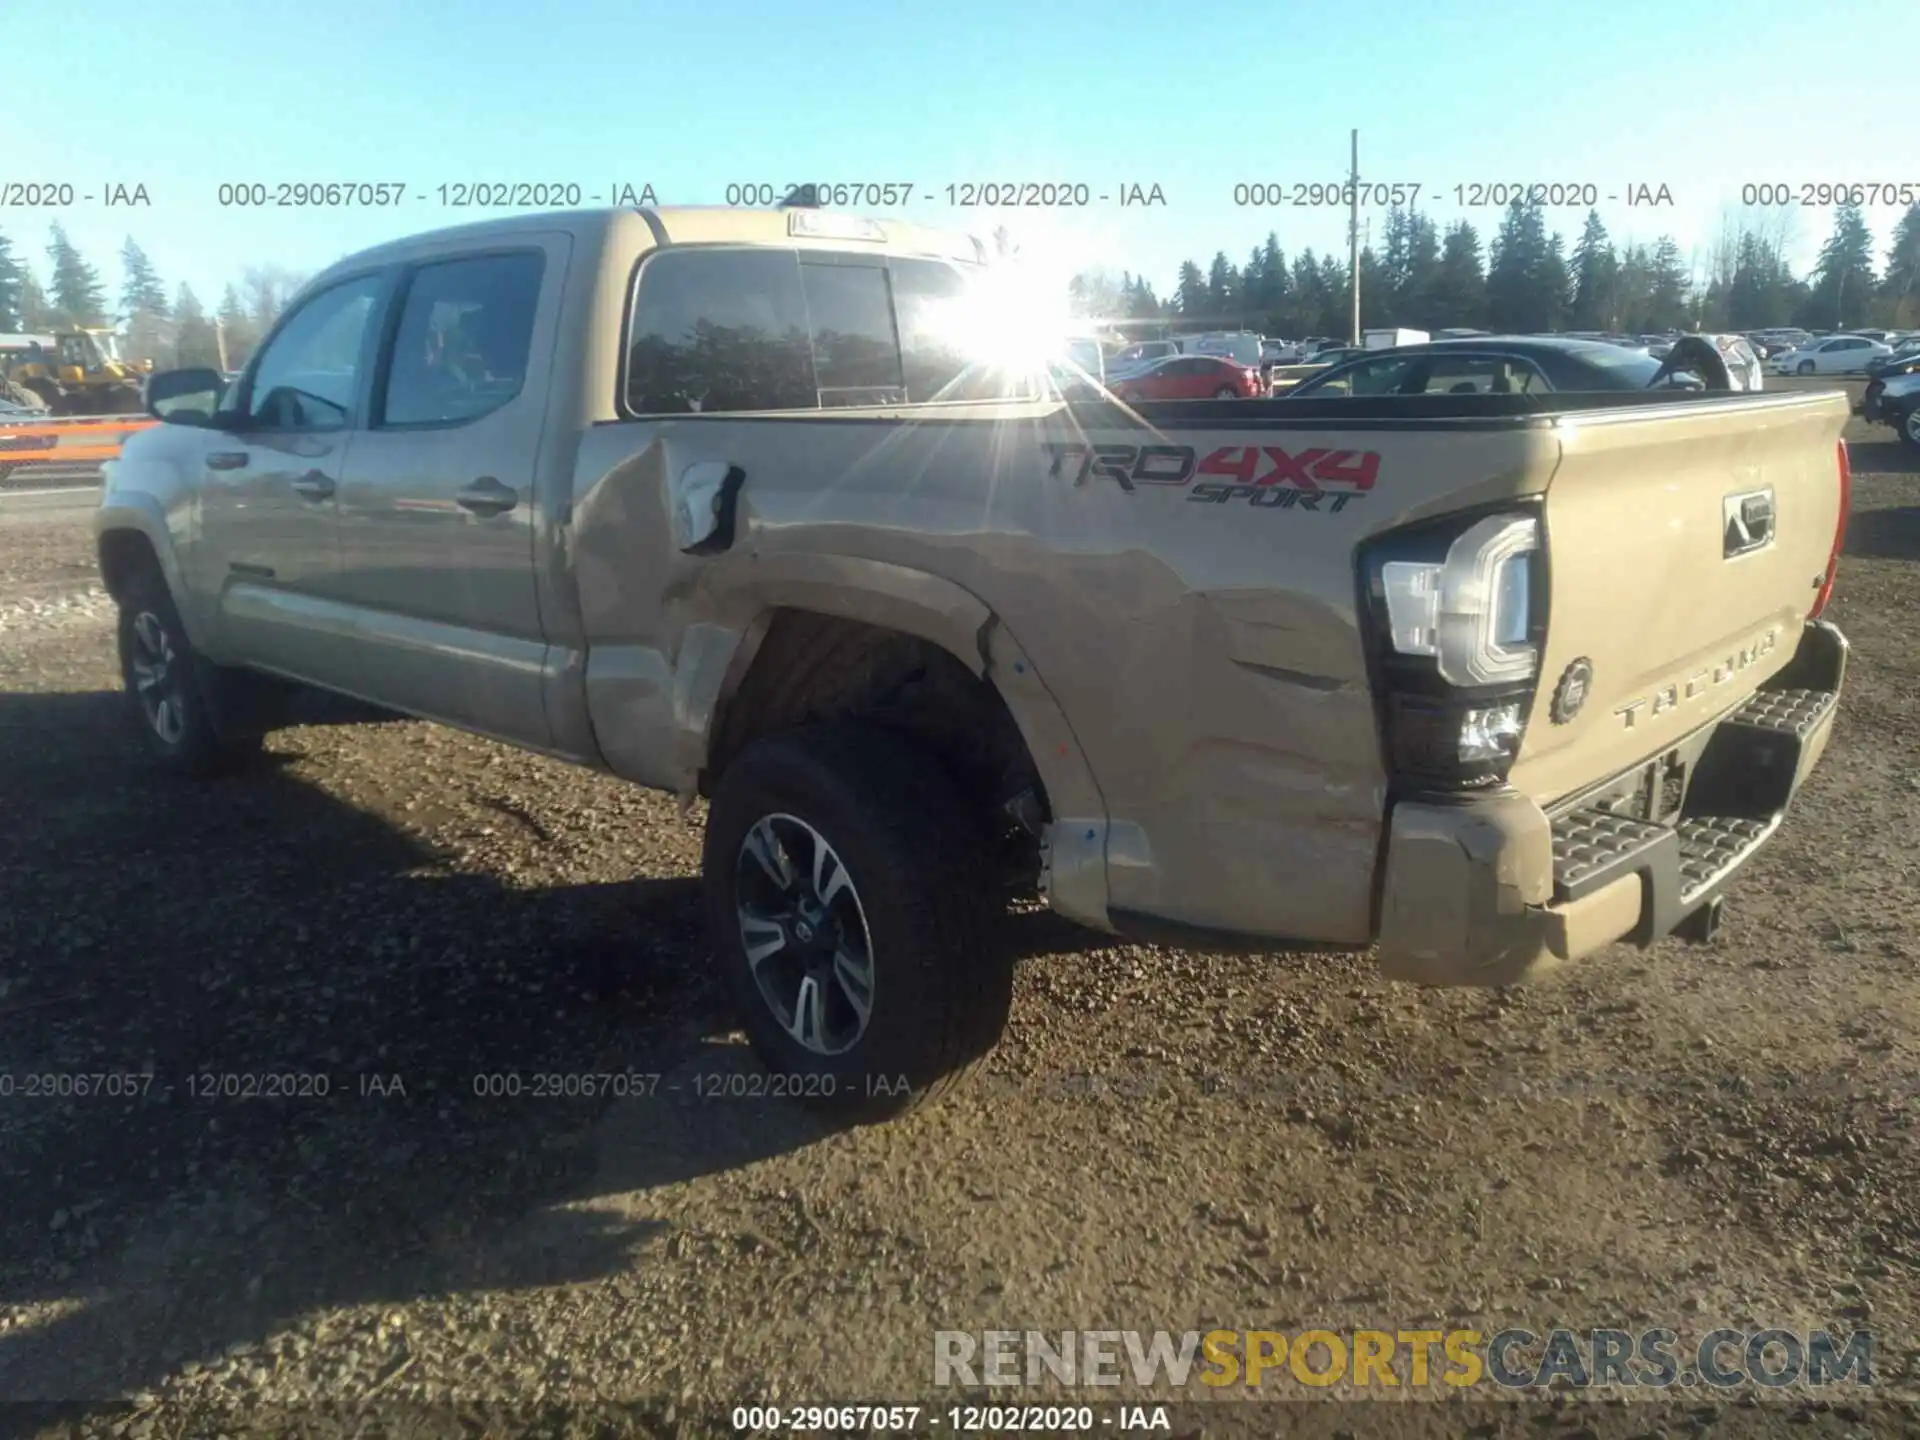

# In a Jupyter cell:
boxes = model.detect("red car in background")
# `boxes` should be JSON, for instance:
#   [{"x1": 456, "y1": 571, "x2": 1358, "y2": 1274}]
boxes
[{"x1": 1111, "y1": 353, "x2": 1263, "y2": 401}]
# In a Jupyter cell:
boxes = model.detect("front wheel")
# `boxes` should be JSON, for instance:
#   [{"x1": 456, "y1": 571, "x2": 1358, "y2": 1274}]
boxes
[
  {"x1": 117, "y1": 569, "x2": 267, "y2": 776},
  {"x1": 1797, "y1": 360, "x2": 1816, "y2": 376},
  {"x1": 702, "y1": 722, "x2": 1009, "y2": 1120}
]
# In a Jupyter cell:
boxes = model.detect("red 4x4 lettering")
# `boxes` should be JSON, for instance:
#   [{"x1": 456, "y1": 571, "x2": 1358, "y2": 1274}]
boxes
[{"x1": 1197, "y1": 445, "x2": 1380, "y2": 491}]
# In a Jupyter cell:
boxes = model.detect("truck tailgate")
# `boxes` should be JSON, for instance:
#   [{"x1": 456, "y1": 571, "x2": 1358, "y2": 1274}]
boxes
[{"x1": 1508, "y1": 392, "x2": 1849, "y2": 805}]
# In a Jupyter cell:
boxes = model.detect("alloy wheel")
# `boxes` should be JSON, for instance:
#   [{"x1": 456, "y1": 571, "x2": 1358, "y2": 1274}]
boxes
[
  {"x1": 733, "y1": 813, "x2": 876, "y2": 1056},
  {"x1": 128, "y1": 611, "x2": 185, "y2": 745}
]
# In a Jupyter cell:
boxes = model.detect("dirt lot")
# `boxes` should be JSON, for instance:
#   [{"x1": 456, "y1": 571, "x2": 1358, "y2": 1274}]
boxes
[{"x1": 1, "y1": 391, "x2": 1916, "y2": 1439}]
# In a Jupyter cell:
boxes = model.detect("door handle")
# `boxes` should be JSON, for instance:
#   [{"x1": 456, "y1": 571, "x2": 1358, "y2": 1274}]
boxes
[
  {"x1": 207, "y1": 452, "x2": 249, "y2": 471},
  {"x1": 289, "y1": 470, "x2": 336, "y2": 501},
  {"x1": 456, "y1": 475, "x2": 519, "y2": 516}
]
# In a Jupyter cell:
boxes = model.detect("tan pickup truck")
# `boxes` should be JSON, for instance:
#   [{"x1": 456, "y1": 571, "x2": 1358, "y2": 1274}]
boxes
[{"x1": 97, "y1": 206, "x2": 1852, "y2": 1116}]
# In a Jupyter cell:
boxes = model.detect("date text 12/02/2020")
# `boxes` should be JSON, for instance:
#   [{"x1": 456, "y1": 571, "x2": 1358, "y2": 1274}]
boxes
[
  {"x1": 720, "y1": 182, "x2": 1168, "y2": 208},
  {"x1": 1230, "y1": 181, "x2": 1676, "y2": 208}
]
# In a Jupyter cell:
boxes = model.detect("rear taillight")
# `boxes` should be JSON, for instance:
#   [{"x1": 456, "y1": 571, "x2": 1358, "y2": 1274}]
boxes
[
  {"x1": 1360, "y1": 510, "x2": 1546, "y2": 792},
  {"x1": 1809, "y1": 440, "x2": 1849, "y2": 619}
]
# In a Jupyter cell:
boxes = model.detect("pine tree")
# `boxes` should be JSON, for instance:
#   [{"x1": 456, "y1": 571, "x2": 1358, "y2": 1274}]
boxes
[
  {"x1": 1174, "y1": 260, "x2": 1208, "y2": 317},
  {"x1": 1881, "y1": 203, "x2": 1920, "y2": 327},
  {"x1": 1430, "y1": 223, "x2": 1487, "y2": 329},
  {"x1": 1204, "y1": 251, "x2": 1237, "y2": 318},
  {"x1": 118, "y1": 238, "x2": 172, "y2": 367},
  {"x1": 1486, "y1": 201, "x2": 1547, "y2": 331},
  {"x1": 1648, "y1": 237, "x2": 1691, "y2": 330},
  {"x1": 1398, "y1": 211, "x2": 1442, "y2": 327},
  {"x1": 119, "y1": 238, "x2": 169, "y2": 316},
  {"x1": 216, "y1": 283, "x2": 259, "y2": 368},
  {"x1": 46, "y1": 223, "x2": 107, "y2": 326},
  {"x1": 1569, "y1": 211, "x2": 1619, "y2": 330},
  {"x1": 18, "y1": 270, "x2": 53, "y2": 329},
  {"x1": 0, "y1": 229, "x2": 24, "y2": 331},
  {"x1": 1290, "y1": 251, "x2": 1323, "y2": 337},
  {"x1": 1258, "y1": 233, "x2": 1287, "y2": 325},
  {"x1": 1537, "y1": 233, "x2": 1572, "y2": 332},
  {"x1": 172, "y1": 284, "x2": 221, "y2": 370},
  {"x1": 1243, "y1": 245, "x2": 1266, "y2": 327},
  {"x1": 1357, "y1": 248, "x2": 1389, "y2": 329},
  {"x1": 1315, "y1": 254, "x2": 1347, "y2": 337},
  {"x1": 1798, "y1": 204, "x2": 1876, "y2": 329}
]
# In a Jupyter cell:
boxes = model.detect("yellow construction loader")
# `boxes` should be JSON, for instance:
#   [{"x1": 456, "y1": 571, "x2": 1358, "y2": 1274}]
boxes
[{"x1": 1, "y1": 329, "x2": 153, "y2": 415}]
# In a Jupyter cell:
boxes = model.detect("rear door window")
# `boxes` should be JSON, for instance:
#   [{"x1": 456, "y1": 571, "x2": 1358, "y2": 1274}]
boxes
[{"x1": 625, "y1": 248, "x2": 818, "y2": 414}]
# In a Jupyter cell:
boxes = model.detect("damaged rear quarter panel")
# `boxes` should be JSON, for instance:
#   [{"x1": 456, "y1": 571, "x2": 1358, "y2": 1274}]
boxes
[{"x1": 568, "y1": 405, "x2": 1557, "y2": 946}]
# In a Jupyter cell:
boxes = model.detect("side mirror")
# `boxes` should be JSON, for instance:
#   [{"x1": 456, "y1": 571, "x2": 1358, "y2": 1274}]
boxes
[{"x1": 145, "y1": 367, "x2": 226, "y2": 423}]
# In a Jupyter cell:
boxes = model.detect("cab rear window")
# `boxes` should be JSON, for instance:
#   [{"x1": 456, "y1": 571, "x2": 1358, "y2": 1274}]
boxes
[{"x1": 623, "y1": 246, "x2": 1025, "y2": 415}]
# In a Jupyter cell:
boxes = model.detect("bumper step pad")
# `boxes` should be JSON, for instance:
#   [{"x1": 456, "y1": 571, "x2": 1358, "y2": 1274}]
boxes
[
  {"x1": 1673, "y1": 815, "x2": 1777, "y2": 904},
  {"x1": 1552, "y1": 809, "x2": 1670, "y2": 901},
  {"x1": 1547, "y1": 679, "x2": 1840, "y2": 940},
  {"x1": 1726, "y1": 687, "x2": 1837, "y2": 741}
]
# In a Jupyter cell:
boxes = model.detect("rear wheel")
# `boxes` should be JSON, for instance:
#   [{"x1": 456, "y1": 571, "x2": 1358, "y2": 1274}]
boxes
[
  {"x1": 702, "y1": 722, "x2": 1009, "y2": 1120},
  {"x1": 1901, "y1": 404, "x2": 1920, "y2": 455},
  {"x1": 116, "y1": 568, "x2": 268, "y2": 776},
  {"x1": 1212, "y1": 386, "x2": 1238, "y2": 399}
]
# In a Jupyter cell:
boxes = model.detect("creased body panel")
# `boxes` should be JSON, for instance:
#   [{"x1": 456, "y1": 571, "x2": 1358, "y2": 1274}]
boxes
[
  {"x1": 1510, "y1": 393, "x2": 1848, "y2": 805},
  {"x1": 569, "y1": 405, "x2": 1558, "y2": 945}
]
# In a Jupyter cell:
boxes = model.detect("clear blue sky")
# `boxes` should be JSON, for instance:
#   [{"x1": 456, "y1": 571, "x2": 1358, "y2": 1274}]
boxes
[{"x1": 16, "y1": 0, "x2": 1912, "y2": 313}]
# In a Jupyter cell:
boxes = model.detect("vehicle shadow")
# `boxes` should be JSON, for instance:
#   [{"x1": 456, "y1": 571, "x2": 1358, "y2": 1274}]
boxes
[
  {"x1": 1844, "y1": 506, "x2": 1920, "y2": 562},
  {"x1": 0, "y1": 687, "x2": 1122, "y2": 1411},
  {"x1": 0, "y1": 689, "x2": 857, "y2": 1408},
  {"x1": 1846, "y1": 437, "x2": 1920, "y2": 475}
]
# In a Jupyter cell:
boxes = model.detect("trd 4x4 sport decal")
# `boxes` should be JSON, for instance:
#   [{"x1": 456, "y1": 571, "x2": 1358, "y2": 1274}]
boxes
[{"x1": 1041, "y1": 443, "x2": 1380, "y2": 513}]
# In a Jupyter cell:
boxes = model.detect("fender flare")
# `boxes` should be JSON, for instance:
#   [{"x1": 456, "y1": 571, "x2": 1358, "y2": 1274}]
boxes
[
  {"x1": 95, "y1": 493, "x2": 207, "y2": 649},
  {"x1": 687, "y1": 553, "x2": 1115, "y2": 926}
]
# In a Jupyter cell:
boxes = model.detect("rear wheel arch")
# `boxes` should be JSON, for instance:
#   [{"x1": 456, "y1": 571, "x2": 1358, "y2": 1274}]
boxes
[
  {"x1": 700, "y1": 603, "x2": 1111, "y2": 879},
  {"x1": 705, "y1": 608, "x2": 1050, "y2": 821}
]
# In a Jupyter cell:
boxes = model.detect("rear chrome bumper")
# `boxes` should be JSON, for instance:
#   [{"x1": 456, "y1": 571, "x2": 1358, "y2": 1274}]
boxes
[{"x1": 1375, "y1": 620, "x2": 1847, "y2": 987}]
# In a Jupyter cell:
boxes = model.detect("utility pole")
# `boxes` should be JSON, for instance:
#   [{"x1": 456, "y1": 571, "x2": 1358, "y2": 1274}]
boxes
[{"x1": 1348, "y1": 129, "x2": 1361, "y2": 345}]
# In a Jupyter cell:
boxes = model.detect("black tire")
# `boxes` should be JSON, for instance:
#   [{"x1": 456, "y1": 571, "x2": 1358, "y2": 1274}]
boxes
[
  {"x1": 1212, "y1": 386, "x2": 1238, "y2": 399},
  {"x1": 702, "y1": 721, "x2": 1009, "y2": 1120},
  {"x1": 116, "y1": 567, "x2": 268, "y2": 777},
  {"x1": 1797, "y1": 360, "x2": 1815, "y2": 376}
]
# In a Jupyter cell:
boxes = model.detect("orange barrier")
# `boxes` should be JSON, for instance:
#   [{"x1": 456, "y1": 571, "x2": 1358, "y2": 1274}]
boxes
[{"x1": 0, "y1": 414, "x2": 158, "y2": 469}]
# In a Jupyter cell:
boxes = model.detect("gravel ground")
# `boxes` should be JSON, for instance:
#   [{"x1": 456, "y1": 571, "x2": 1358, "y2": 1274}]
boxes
[{"x1": 1, "y1": 396, "x2": 1916, "y2": 1439}]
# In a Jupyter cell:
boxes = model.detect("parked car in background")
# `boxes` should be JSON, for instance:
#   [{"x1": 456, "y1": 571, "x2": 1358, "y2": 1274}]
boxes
[
  {"x1": 1178, "y1": 332, "x2": 1265, "y2": 369},
  {"x1": 1771, "y1": 334, "x2": 1893, "y2": 376},
  {"x1": 1851, "y1": 329, "x2": 1892, "y2": 345},
  {"x1": 1282, "y1": 335, "x2": 1743, "y2": 399},
  {"x1": 1364, "y1": 327, "x2": 1430, "y2": 350},
  {"x1": 1863, "y1": 366, "x2": 1920, "y2": 452},
  {"x1": 1264, "y1": 346, "x2": 1365, "y2": 393},
  {"x1": 1108, "y1": 340, "x2": 1179, "y2": 370},
  {"x1": 1693, "y1": 334, "x2": 1765, "y2": 390},
  {"x1": 1111, "y1": 353, "x2": 1263, "y2": 400},
  {"x1": 1864, "y1": 337, "x2": 1920, "y2": 377}
]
